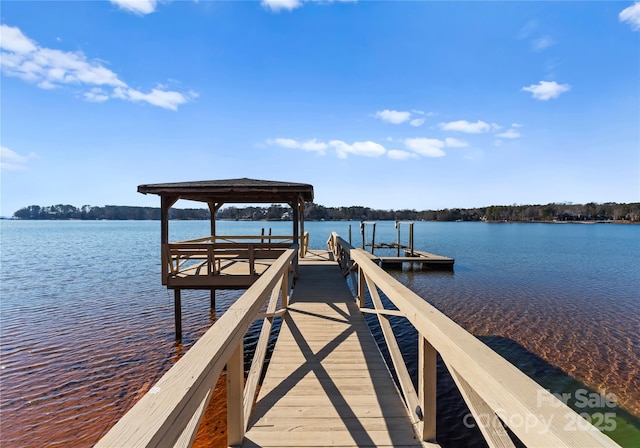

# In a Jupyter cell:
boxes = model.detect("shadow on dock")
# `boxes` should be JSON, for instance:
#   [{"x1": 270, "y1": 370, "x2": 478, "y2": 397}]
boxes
[{"x1": 360, "y1": 300, "x2": 639, "y2": 448}]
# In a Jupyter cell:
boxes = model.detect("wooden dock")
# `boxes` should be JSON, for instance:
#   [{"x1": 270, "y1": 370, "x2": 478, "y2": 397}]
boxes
[
  {"x1": 376, "y1": 249, "x2": 454, "y2": 270},
  {"x1": 97, "y1": 233, "x2": 621, "y2": 448},
  {"x1": 100, "y1": 180, "x2": 619, "y2": 447},
  {"x1": 243, "y1": 251, "x2": 427, "y2": 447}
]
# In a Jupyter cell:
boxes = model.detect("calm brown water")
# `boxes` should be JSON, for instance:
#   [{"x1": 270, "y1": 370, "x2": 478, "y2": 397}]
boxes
[{"x1": 1, "y1": 220, "x2": 638, "y2": 447}]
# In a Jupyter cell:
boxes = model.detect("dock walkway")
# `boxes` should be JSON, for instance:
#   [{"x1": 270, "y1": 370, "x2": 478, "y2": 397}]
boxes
[
  {"x1": 97, "y1": 179, "x2": 620, "y2": 448},
  {"x1": 242, "y1": 250, "x2": 425, "y2": 447}
]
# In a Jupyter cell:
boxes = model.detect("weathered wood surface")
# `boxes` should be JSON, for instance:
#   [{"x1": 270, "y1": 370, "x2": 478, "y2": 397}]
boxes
[
  {"x1": 95, "y1": 250, "x2": 297, "y2": 448},
  {"x1": 243, "y1": 250, "x2": 428, "y2": 447},
  {"x1": 163, "y1": 234, "x2": 309, "y2": 289},
  {"x1": 346, "y1": 246, "x2": 619, "y2": 448}
]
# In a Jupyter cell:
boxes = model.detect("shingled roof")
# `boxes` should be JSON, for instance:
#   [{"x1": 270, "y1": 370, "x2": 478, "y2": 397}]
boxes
[{"x1": 138, "y1": 178, "x2": 314, "y2": 204}]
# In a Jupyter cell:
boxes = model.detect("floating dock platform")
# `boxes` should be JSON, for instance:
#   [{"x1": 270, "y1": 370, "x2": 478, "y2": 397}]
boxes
[
  {"x1": 358, "y1": 221, "x2": 454, "y2": 270},
  {"x1": 375, "y1": 249, "x2": 454, "y2": 270}
]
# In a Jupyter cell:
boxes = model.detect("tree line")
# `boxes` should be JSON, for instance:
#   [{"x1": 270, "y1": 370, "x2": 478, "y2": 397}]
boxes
[
  {"x1": 11, "y1": 202, "x2": 640, "y2": 222},
  {"x1": 11, "y1": 204, "x2": 209, "y2": 220}
]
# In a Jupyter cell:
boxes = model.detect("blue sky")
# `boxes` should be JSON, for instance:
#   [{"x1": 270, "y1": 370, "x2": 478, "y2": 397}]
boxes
[{"x1": 1, "y1": 1, "x2": 639, "y2": 216}]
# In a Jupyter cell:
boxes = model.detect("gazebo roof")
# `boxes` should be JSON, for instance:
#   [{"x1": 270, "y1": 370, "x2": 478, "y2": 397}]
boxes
[{"x1": 138, "y1": 178, "x2": 314, "y2": 204}]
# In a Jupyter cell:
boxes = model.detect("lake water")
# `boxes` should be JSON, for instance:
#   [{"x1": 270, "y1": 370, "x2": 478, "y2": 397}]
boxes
[{"x1": 1, "y1": 220, "x2": 639, "y2": 447}]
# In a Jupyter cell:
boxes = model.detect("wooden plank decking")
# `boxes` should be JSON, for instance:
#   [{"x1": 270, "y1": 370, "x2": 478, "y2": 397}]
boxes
[{"x1": 243, "y1": 250, "x2": 427, "y2": 447}]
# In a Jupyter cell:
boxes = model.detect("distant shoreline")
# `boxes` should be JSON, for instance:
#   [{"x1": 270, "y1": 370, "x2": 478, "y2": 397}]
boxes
[
  {"x1": 7, "y1": 202, "x2": 640, "y2": 223},
  {"x1": 3, "y1": 217, "x2": 638, "y2": 225}
]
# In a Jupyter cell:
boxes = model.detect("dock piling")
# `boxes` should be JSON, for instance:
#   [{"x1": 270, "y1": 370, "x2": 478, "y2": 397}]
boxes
[{"x1": 174, "y1": 289, "x2": 182, "y2": 340}]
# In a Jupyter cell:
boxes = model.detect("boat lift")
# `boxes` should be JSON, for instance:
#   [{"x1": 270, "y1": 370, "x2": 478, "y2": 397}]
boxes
[{"x1": 347, "y1": 221, "x2": 454, "y2": 270}]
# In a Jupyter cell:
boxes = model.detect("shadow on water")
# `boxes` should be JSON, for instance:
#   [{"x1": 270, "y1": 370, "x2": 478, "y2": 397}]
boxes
[
  {"x1": 357, "y1": 286, "x2": 489, "y2": 447},
  {"x1": 355, "y1": 278, "x2": 640, "y2": 447},
  {"x1": 481, "y1": 335, "x2": 640, "y2": 448}
]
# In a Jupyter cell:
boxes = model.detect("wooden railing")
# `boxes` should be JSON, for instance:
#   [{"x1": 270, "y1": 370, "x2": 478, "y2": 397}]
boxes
[
  {"x1": 96, "y1": 248, "x2": 297, "y2": 448},
  {"x1": 327, "y1": 232, "x2": 620, "y2": 448},
  {"x1": 162, "y1": 233, "x2": 308, "y2": 285}
]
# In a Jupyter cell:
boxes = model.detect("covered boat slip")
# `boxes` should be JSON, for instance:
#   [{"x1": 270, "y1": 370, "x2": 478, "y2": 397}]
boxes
[
  {"x1": 138, "y1": 178, "x2": 314, "y2": 338},
  {"x1": 138, "y1": 178, "x2": 314, "y2": 289}
]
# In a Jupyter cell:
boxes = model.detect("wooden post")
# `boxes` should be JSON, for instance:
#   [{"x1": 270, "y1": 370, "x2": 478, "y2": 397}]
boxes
[
  {"x1": 396, "y1": 221, "x2": 401, "y2": 257},
  {"x1": 371, "y1": 222, "x2": 376, "y2": 255},
  {"x1": 208, "y1": 203, "x2": 220, "y2": 291},
  {"x1": 357, "y1": 266, "x2": 366, "y2": 308},
  {"x1": 348, "y1": 224, "x2": 352, "y2": 245},
  {"x1": 360, "y1": 220, "x2": 365, "y2": 249},
  {"x1": 282, "y1": 268, "x2": 289, "y2": 309},
  {"x1": 174, "y1": 289, "x2": 182, "y2": 341},
  {"x1": 292, "y1": 199, "x2": 299, "y2": 248},
  {"x1": 160, "y1": 195, "x2": 178, "y2": 285},
  {"x1": 419, "y1": 333, "x2": 436, "y2": 441},
  {"x1": 207, "y1": 201, "x2": 217, "y2": 239},
  {"x1": 299, "y1": 197, "x2": 305, "y2": 258},
  {"x1": 249, "y1": 244, "x2": 255, "y2": 277},
  {"x1": 227, "y1": 342, "x2": 244, "y2": 446},
  {"x1": 410, "y1": 222, "x2": 414, "y2": 257}
]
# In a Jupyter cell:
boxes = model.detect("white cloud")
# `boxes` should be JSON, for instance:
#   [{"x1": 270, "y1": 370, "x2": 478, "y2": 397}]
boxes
[
  {"x1": 267, "y1": 135, "x2": 458, "y2": 160},
  {"x1": 1, "y1": 146, "x2": 35, "y2": 171},
  {"x1": 267, "y1": 138, "x2": 298, "y2": 149},
  {"x1": 266, "y1": 138, "x2": 327, "y2": 154},
  {"x1": 374, "y1": 108, "x2": 433, "y2": 126},
  {"x1": 113, "y1": 87, "x2": 195, "y2": 111},
  {"x1": 83, "y1": 87, "x2": 109, "y2": 102},
  {"x1": 444, "y1": 137, "x2": 469, "y2": 148},
  {"x1": 267, "y1": 138, "x2": 386, "y2": 158},
  {"x1": 438, "y1": 120, "x2": 491, "y2": 134},
  {"x1": 387, "y1": 149, "x2": 417, "y2": 160},
  {"x1": 521, "y1": 80, "x2": 570, "y2": 100},
  {"x1": 329, "y1": 140, "x2": 386, "y2": 159},
  {"x1": 496, "y1": 129, "x2": 521, "y2": 139},
  {"x1": 403, "y1": 138, "x2": 446, "y2": 158},
  {"x1": 261, "y1": 0, "x2": 355, "y2": 12},
  {"x1": 261, "y1": 0, "x2": 303, "y2": 12},
  {"x1": 531, "y1": 35, "x2": 555, "y2": 51},
  {"x1": 512, "y1": 123, "x2": 523, "y2": 128},
  {"x1": 0, "y1": 24, "x2": 194, "y2": 110},
  {"x1": 0, "y1": 24, "x2": 37, "y2": 53},
  {"x1": 110, "y1": 0, "x2": 158, "y2": 15},
  {"x1": 374, "y1": 109, "x2": 412, "y2": 124},
  {"x1": 620, "y1": 2, "x2": 640, "y2": 31},
  {"x1": 299, "y1": 139, "x2": 328, "y2": 152}
]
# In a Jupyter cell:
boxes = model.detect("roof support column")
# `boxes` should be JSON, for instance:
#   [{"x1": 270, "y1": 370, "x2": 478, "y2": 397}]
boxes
[
  {"x1": 207, "y1": 201, "x2": 224, "y2": 239},
  {"x1": 292, "y1": 199, "x2": 299, "y2": 246},
  {"x1": 161, "y1": 195, "x2": 179, "y2": 285},
  {"x1": 207, "y1": 201, "x2": 223, "y2": 311},
  {"x1": 299, "y1": 195, "x2": 305, "y2": 258}
]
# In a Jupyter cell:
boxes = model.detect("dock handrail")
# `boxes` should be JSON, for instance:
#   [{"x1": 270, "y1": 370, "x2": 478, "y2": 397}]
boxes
[
  {"x1": 162, "y1": 233, "x2": 309, "y2": 284},
  {"x1": 327, "y1": 232, "x2": 619, "y2": 447},
  {"x1": 96, "y1": 248, "x2": 297, "y2": 448}
]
